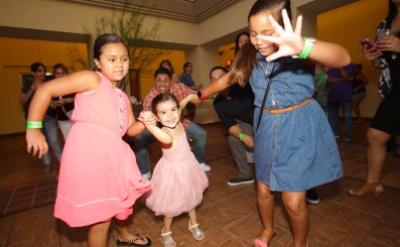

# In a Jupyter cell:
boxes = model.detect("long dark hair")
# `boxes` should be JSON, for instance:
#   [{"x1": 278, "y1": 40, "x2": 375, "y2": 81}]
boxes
[
  {"x1": 231, "y1": 0, "x2": 291, "y2": 85},
  {"x1": 386, "y1": 0, "x2": 399, "y2": 27}
]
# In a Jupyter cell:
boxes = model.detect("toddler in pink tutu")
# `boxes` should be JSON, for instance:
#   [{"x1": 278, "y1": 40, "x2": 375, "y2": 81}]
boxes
[
  {"x1": 26, "y1": 33, "x2": 151, "y2": 247},
  {"x1": 141, "y1": 92, "x2": 208, "y2": 247}
]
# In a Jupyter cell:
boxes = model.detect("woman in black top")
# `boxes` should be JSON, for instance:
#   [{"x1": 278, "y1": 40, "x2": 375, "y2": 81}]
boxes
[{"x1": 349, "y1": 0, "x2": 400, "y2": 197}]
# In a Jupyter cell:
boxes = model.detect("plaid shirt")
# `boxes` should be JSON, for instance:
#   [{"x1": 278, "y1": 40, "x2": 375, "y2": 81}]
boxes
[
  {"x1": 142, "y1": 83, "x2": 196, "y2": 129},
  {"x1": 143, "y1": 83, "x2": 196, "y2": 111}
]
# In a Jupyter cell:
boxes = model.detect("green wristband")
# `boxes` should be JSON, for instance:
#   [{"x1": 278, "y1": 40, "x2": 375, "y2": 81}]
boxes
[
  {"x1": 298, "y1": 37, "x2": 315, "y2": 59},
  {"x1": 26, "y1": 120, "x2": 43, "y2": 129},
  {"x1": 239, "y1": 132, "x2": 245, "y2": 142}
]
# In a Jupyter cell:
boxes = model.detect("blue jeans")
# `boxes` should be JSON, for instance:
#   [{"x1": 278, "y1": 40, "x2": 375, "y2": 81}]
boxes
[
  {"x1": 130, "y1": 129, "x2": 155, "y2": 175},
  {"x1": 42, "y1": 115, "x2": 63, "y2": 166},
  {"x1": 186, "y1": 121, "x2": 207, "y2": 163},
  {"x1": 130, "y1": 121, "x2": 207, "y2": 174},
  {"x1": 328, "y1": 101, "x2": 352, "y2": 137}
]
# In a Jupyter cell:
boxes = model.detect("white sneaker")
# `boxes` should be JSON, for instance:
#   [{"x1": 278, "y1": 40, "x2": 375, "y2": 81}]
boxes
[
  {"x1": 142, "y1": 172, "x2": 151, "y2": 181},
  {"x1": 199, "y1": 162, "x2": 211, "y2": 172}
]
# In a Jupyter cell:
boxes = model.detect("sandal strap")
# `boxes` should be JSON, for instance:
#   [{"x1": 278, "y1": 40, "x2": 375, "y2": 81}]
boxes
[
  {"x1": 257, "y1": 229, "x2": 275, "y2": 240},
  {"x1": 188, "y1": 223, "x2": 200, "y2": 229},
  {"x1": 161, "y1": 230, "x2": 173, "y2": 237},
  {"x1": 118, "y1": 234, "x2": 149, "y2": 244}
]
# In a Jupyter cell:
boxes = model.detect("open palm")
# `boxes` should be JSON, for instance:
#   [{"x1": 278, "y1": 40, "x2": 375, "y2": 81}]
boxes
[{"x1": 257, "y1": 9, "x2": 304, "y2": 61}]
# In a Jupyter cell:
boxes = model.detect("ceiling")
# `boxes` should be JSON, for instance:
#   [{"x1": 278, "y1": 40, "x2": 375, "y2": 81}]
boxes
[{"x1": 65, "y1": 0, "x2": 239, "y2": 22}]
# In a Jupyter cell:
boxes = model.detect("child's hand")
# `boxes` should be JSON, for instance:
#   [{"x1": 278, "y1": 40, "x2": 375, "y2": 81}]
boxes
[
  {"x1": 257, "y1": 9, "x2": 304, "y2": 61},
  {"x1": 141, "y1": 111, "x2": 157, "y2": 127},
  {"x1": 243, "y1": 135, "x2": 254, "y2": 148},
  {"x1": 26, "y1": 128, "x2": 48, "y2": 158}
]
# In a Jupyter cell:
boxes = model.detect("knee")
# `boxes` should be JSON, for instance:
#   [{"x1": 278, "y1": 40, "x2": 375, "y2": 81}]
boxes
[
  {"x1": 282, "y1": 197, "x2": 306, "y2": 215},
  {"x1": 90, "y1": 221, "x2": 111, "y2": 234},
  {"x1": 257, "y1": 187, "x2": 274, "y2": 201},
  {"x1": 367, "y1": 129, "x2": 389, "y2": 145},
  {"x1": 194, "y1": 129, "x2": 207, "y2": 144}
]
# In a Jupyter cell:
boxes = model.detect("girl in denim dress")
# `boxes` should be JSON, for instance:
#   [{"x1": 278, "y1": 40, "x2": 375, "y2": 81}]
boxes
[{"x1": 200, "y1": 1, "x2": 350, "y2": 246}]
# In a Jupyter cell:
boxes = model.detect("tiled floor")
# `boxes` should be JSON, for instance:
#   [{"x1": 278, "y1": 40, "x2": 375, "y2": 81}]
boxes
[{"x1": 0, "y1": 122, "x2": 400, "y2": 246}]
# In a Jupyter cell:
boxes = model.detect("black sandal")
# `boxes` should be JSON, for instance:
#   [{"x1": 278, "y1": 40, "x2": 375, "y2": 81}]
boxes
[{"x1": 116, "y1": 234, "x2": 152, "y2": 247}]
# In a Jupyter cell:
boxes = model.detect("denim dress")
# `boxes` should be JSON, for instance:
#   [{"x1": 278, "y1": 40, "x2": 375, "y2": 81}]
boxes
[{"x1": 250, "y1": 55, "x2": 343, "y2": 192}]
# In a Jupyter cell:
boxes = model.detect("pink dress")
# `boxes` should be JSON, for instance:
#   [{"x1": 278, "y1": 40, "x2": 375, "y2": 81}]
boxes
[
  {"x1": 146, "y1": 127, "x2": 208, "y2": 217},
  {"x1": 54, "y1": 72, "x2": 150, "y2": 227}
]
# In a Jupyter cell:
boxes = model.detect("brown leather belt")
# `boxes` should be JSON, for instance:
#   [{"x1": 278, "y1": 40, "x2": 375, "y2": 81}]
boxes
[{"x1": 262, "y1": 98, "x2": 312, "y2": 114}]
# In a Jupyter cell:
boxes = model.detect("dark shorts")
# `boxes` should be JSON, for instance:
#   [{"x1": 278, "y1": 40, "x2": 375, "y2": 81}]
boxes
[{"x1": 370, "y1": 89, "x2": 400, "y2": 135}]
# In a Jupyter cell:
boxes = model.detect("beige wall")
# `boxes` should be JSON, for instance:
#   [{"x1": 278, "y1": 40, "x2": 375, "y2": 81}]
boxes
[
  {"x1": 317, "y1": 0, "x2": 387, "y2": 117},
  {"x1": 0, "y1": 0, "x2": 199, "y2": 46}
]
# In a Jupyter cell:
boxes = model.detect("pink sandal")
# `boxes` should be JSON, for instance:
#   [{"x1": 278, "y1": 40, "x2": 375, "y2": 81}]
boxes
[{"x1": 253, "y1": 229, "x2": 275, "y2": 247}]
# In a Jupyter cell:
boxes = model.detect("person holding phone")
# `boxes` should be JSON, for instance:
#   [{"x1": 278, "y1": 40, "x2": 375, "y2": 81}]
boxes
[{"x1": 349, "y1": 0, "x2": 400, "y2": 197}]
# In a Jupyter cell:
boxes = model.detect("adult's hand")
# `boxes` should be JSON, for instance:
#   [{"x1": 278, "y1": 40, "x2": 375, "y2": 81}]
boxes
[
  {"x1": 363, "y1": 46, "x2": 382, "y2": 61},
  {"x1": 377, "y1": 35, "x2": 400, "y2": 53}
]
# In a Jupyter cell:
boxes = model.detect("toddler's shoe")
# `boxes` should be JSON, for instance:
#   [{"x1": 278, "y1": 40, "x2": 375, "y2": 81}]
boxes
[{"x1": 188, "y1": 220, "x2": 205, "y2": 241}]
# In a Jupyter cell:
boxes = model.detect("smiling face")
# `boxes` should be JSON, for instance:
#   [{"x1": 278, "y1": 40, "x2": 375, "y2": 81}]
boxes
[
  {"x1": 155, "y1": 99, "x2": 180, "y2": 128},
  {"x1": 155, "y1": 73, "x2": 172, "y2": 94},
  {"x1": 94, "y1": 42, "x2": 129, "y2": 83},
  {"x1": 249, "y1": 12, "x2": 278, "y2": 57}
]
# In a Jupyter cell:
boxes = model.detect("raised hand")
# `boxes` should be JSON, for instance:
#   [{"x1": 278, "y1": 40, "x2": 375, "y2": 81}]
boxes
[
  {"x1": 140, "y1": 111, "x2": 157, "y2": 128},
  {"x1": 26, "y1": 128, "x2": 48, "y2": 158},
  {"x1": 257, "y1": 9, "x2": 304, "y2": 61}
]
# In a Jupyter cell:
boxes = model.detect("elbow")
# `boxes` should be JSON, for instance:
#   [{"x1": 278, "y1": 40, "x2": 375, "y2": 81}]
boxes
[
  {"x1": 35, "y1": 86, "x2": 50, "y2": 100},
  {"x1": 161, "y1": 138, "x2": 173, "y2": 146},
  {"x1": 335, "y1": 48, "x2": 351, "y2": 68},
  {"x1": 341, "y1": 51, "x2": 351, "y2": 67}
]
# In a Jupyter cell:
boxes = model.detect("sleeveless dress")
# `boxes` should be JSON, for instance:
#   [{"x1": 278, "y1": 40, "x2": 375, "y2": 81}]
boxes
[
  {"x1": 250, "y1": 56, "x2": 343, "y2": 192},
  {"x1": 146, "y1": 126, "x2": 208, "y2": 217},
  {"x1": 54, "y1": 72, "x2": 151, "y2": 227}
]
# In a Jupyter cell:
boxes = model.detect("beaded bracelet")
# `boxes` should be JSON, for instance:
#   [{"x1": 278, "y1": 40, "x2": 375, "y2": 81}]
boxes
[
  {"x1": 298, "y1": 37, "x2": 316, "y2": 59},
  {"x1": 26, "y1": 120, "x2": 43, "y2": 129}
]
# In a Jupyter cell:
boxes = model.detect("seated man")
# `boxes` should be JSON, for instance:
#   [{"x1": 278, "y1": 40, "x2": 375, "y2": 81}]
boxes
[
  {"x1": 130, "y1": 67, "x2": 210, "y2": 180},
  {"x1": 211, "y1": 66, "x2": 255, "y2": 186}
]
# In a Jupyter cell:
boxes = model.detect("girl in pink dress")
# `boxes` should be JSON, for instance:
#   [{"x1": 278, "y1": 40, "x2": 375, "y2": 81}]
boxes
[
  {"x1": 142, "y1": 93, "x2": 208, "y2": 247},
  {"x1": 26, "y1": 34, "x2": 151, "y2": 247}
]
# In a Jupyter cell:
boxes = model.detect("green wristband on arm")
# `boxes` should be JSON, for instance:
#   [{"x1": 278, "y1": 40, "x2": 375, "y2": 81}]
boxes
[
  {"x1": 26, "y1": 120, "x2": 43, "y2": 129},
  {"x1": 298, "y1": 37, "x2": 316, "y2": 59},
  {"x1": 239, "y1": 132, "x2": 245, "y2": 142}
]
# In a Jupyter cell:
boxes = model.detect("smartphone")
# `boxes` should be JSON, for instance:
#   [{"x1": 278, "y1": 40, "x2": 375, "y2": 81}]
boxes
[{"x1": 360, "y1": 38, "x2": 379, "y2": 51}]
